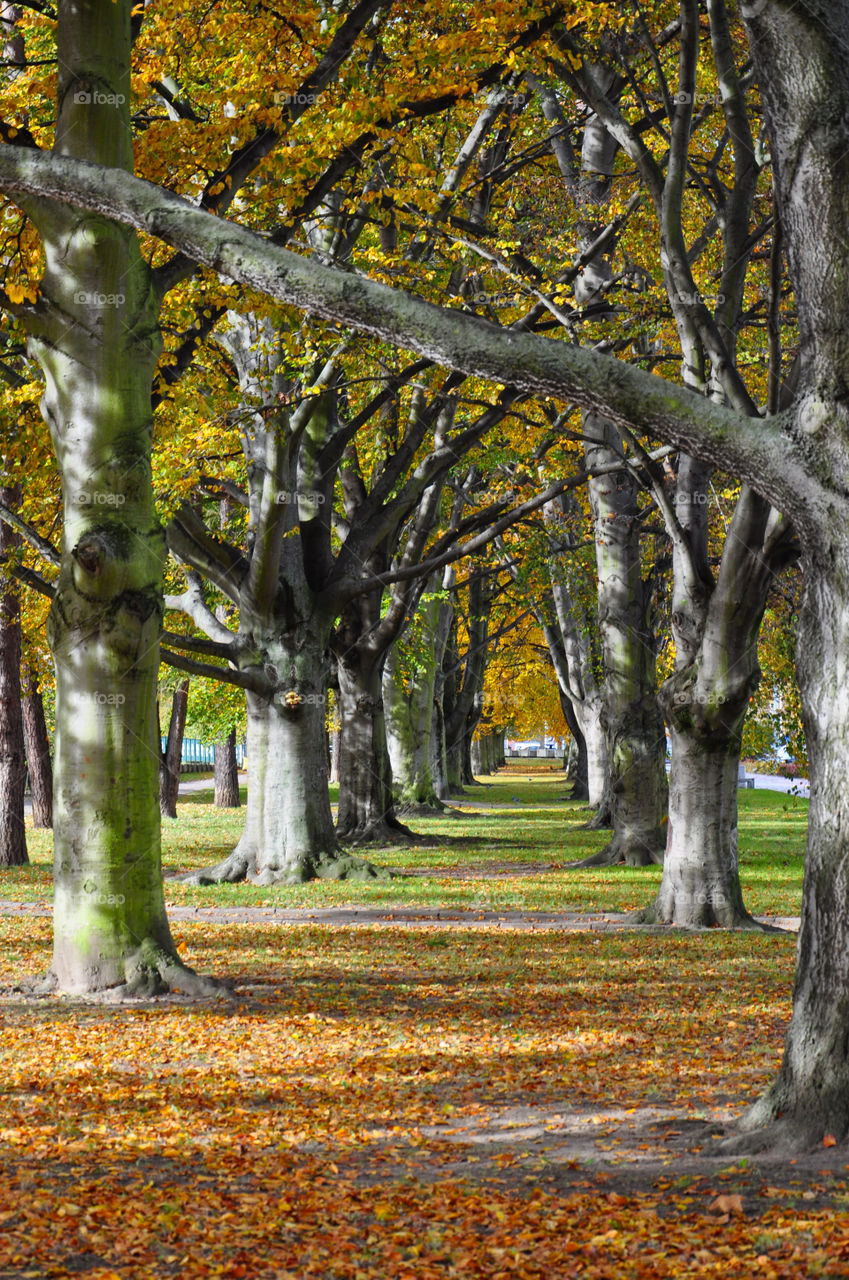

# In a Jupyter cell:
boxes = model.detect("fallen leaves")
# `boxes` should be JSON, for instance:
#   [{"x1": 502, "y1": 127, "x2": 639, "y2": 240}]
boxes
[
  {"x1": 0, "y1": 917, "x2": 846, "y2": 1276},
  {"x1": 708, "y1": 1193, "x2": 745, "y2": 1222}
]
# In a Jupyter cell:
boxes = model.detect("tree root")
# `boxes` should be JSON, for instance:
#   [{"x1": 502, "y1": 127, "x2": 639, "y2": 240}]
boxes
[
  {"x1": 314, "y1": 854, "x2": 394, "y2": 881},
  {"x1": 335, "y1": 815, "x2": 423, "y2": 846},
  {"x1": 632, "y1": 889, "x2": 787, "y2": 931},
  {"x1": 170, "y1": 850, "x2": 251, "y2": 886},
  {"x1": 22, "y1": 939, "x2": 231, "y2": 1003},
  {"x1": 564, "y1": 834, "x2": 664, "y2": 869},
  {"x1": 581, "y1": 802, "x2": 613, "y2": 831},
  {"x1": 716, "y1": 1085, "x2": 847, "y2": 1155},
  {"x1": 631, "y1": 902, "x2": 782, "y2": 931},
  {"x1": 395, "y1": 800, "x2": 455, "y2": 817},
  {"x1": 172, "y1": 844, "x2": 394, "y2": 884},
  {"x1": 560, "y1": 783, "x2": 589, "y2": 802}
]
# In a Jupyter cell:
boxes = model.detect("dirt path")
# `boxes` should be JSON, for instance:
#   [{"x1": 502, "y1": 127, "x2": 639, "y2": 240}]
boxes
[{"x1": 0, "y1": 900, "x2": 801, "y2": 931}]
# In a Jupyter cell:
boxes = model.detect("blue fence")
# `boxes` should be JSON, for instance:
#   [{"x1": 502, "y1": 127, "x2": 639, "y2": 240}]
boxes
[{"x1": 161, "y1": 737, "x2": 246, "y2": 771}]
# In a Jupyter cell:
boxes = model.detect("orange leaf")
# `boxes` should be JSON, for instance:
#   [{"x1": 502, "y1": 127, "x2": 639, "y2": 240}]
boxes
[{"x1": 708, "y1": 1194, "x2": 744, "y2": 1216}]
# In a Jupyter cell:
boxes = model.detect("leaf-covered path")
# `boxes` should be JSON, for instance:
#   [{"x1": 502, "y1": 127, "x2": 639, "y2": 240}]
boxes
[{"x1": 2, "y1": 913, "x2": 848, "y2": 1278}]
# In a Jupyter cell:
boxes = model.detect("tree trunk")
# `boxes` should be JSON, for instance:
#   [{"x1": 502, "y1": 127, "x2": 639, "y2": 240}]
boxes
[
  {"x1": 159, "y1": 679, "x2": 188, "y2": 820},
  {"x1": 430, "y1": 694, "x2": 449, "y2": 801},
  {"x1": 728, "y1": 545, "x2": 849, "y2": 1148},
  {"x1": 640, "y1": 726, "x2": 754, "y2": 926},
  {"x1": 560, "y1": 694, "x2": 589, "y2": 799},
  {"x1": 579, "y1": 709, "x2": 611, "y2": 823},
  {"x1": 429, "y1": 589, "x2": 454, "y2": 801},
  {"x1": 539, "y1": 572, "x2": 609, "y2": 813},
  {"x1": 336, "y1": 651, "x2": 412, "y2": 843},
  {"x1": 184, "y1": 629, "x2": 380, "y2": 882},
  {"x1": 21, "y1": 666, "x2": 53, "y2": 830},
  {"x1": 329, "y1": 727, "x2": 340, "y2": 784},
  {"x1": 571, "y1": 417, "x2": 667, "y2": 865},
  {"x1": 18, "y1": 0, "x2": 218, "y2": 997},
  {"x1": 217, "y1": 691, "x2": 337, "y2": 883},
  {"x1": 0, "y1": 484, "x2": 27, "y2": 867},
  {"x1": 443, "y1": 576, "x2": 490, "y2": 796},
  {"x1": 214, "y1": 727, "x2": 241, "y2": 808},
  {"x1": 470, "y1": 735, "x2": 484, "y2": 776},
  {"x1": 461, "y1": 720, "x2": 479, "y2": 786},
  {"x1": 640, "y1": 489, "x2": 790, "y2": 926},
  {"x1": 383, "y1": 623, "x2": 445, "y2": 813}
]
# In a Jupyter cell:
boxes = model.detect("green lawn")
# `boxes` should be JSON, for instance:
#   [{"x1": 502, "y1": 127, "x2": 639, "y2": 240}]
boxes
[{"x1": 7, "y1": 764, "x2": 809, "y2": 917}]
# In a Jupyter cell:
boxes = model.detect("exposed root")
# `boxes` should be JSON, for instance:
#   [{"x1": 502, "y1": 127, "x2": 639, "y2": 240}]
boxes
[
  {"x1": 718, "y1": 1110, "x2": 838, "y2": 1157},
  {"x1": 565, "y1": 833, "x2": 664, "y2": 869},
  {"x1": 632, "y1": 886, "x2": 787, "y2": 931},
  {"x1": 716, "y1": 1080, "x2": 849, "y2": 1156},
  {"x1": 562, "y1": 783, "x2": 589, "y2": 802},
  {"x1": 631, "y1": 902, "x2": 782, "y2": 931},
  {"x1": 314, "y1": 854, "x2": 394, "y2": 882},
  {"x1": 174, "y1": 844, "x2": 394, "y2": 885},
  {"x1": 170, "y1": 850, "x2": 250, "y2": 886},
  {"x1": 395, "y1": 800, "x2": 455, "y2": 818},
  {"x1": 335, "y1": 816, "x2": 424, "y2": 846},
  {"x1": 582, "y1": 802, "x2": 613, "y2": 831},
  {"x1": 24, "y1": 940, "x2": 231, "y2": 1004}
]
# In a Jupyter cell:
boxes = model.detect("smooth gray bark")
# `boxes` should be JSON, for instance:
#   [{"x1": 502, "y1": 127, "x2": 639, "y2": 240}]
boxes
[
  {"x1": 159, "y1": 679, "x2": 188, "y2": 820},
  {"x1": 335, "y1": 646, "x2": 408, "y2": 845},
  {"x1": 576, "y1": 426, "x2": 667, "y2": 865},
  {"x1": 0, "y1": 484, "x2": 27, "y2": 867},
  {"x1": 383, "y1": 588, "x2": 446, "y2": 813},
  {"x1": 213, "y1": 728, "x2": 240, "y2": 808},
  {"x1": 443, "y1": 573, "x2": 491, "y2": 795},
  {"x1": 17, "y1": 0, "x2": 216, "y2": 996},
  {"x1": 21, "y1": 666, "x2": 52, "y2": 830}
]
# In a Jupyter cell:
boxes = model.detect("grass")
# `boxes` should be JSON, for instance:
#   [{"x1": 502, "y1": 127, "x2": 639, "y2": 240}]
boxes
[{"x1": 7, "y1": 763, "x2": 809, "y2": 917}]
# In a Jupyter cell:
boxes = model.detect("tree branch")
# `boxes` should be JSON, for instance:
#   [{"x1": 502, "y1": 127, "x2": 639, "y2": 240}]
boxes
[
  {"x1": 0, "y1": 147, "x2": 807, "y2": 523},
  {"x1": 0, "y1": 499, "x2": 61, "y2": 566}
]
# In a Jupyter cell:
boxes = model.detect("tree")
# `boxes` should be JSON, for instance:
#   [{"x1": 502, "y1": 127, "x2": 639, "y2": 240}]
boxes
[
  {"x1": 21, "y1": 661, "x2": 52, "y2": 829},
  {"x1": 0, "y1": 481, "x2": 26, "y2": 866},
  {"x1": 550, "y1": 7, "x2": 798, "y2": 923},
  {"x1": 159, "y1": 678, "x2": 189, "y2": 820},
  {"x1": 531, "y1": 60, "x2": 669, "y2": 866},
  {"x1": 384, "y1": 572, "x2": 452, "y2": 812}
]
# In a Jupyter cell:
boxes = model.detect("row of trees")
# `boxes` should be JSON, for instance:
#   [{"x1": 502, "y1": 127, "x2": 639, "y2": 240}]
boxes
[{"x1": 0, "y1": 0, "x2": 843, "y2": 1154}]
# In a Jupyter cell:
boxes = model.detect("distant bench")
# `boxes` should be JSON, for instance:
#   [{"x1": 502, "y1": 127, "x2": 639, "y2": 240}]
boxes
[{"x1": 738, "y1": 763, "x2": 755, "y2": 789}]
